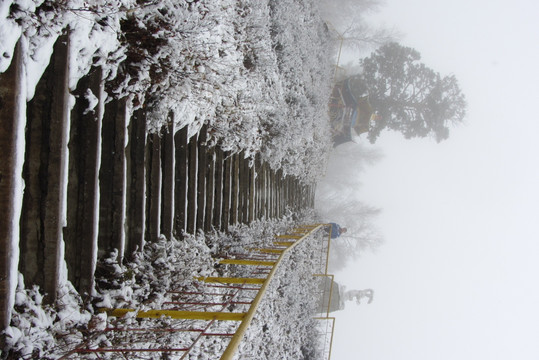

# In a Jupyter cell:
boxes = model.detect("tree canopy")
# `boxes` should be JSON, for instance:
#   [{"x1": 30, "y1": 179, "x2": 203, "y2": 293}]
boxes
[{"x1": 359, "y1": 42, "x2": 467, "y2": 143}]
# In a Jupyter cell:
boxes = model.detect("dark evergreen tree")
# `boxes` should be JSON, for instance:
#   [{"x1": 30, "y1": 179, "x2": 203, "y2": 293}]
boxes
[{"x1": 360, "y1": 42, "x2": 467, "y2": 143}]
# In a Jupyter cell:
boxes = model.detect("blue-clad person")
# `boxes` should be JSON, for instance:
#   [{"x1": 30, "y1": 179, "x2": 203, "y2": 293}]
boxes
[{"x1": 328, "y1": 222, "x2": 347, "y2": 238}]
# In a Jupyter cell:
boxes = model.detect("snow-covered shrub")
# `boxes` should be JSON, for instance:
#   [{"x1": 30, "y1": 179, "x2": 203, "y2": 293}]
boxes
[
  {"x1": 94, "y1": 234, "x2": 217, "y2": 311},
  {"x1": 4, "y1": 274, "x2": 91, "y2": 359}
]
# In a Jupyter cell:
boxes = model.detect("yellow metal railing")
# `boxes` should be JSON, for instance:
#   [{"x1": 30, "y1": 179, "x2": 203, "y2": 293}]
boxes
[
  {"x1": 221, "y1": 224, "x2": 323, "y2": 359},
  {"x1": 92, "y1": 224, "x2": 326, "y2": 359},
  {"x1": 315, "y1": 316, "x2": 336, "y2": 360},
  {"x1": 312, "y1": 224, "x2": 338, "y2": 360}
]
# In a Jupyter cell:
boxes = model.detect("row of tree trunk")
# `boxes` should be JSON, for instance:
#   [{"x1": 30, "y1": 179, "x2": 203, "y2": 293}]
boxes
[{"x1": 0, "y1": 35, "x2": 315, "y2": 340}]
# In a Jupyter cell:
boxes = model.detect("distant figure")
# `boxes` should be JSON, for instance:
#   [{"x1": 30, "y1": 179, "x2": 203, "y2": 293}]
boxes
[{"x1": 328, "y1": 222, "x2": 347, "y2": 238}]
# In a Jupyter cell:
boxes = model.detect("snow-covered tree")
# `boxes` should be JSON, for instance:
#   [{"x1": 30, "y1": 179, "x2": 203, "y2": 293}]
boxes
[{"x1": 360, "y1": 42, "x2": 467, "y2": 143}]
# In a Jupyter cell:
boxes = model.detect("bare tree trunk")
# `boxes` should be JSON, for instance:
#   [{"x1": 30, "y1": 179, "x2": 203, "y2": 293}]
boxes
[
  {"x1": 65, "y1": 66, "x2": 103, "y2": 296},
  {"x1": 98, "y1": 97, "x2": 128, "y2": 263},
  {"x1": 0, "y1": 38, "x2": 25, "y2": 342},
  {"x1": 146, "y1": 133, "x2": 161, "y2": 243},
  {"x1": 42, "y1": 34, "x2": 70, "y2": 304},
  {"x1": 186, "y1": 133, "x2": 197, "y2": 234},
  {"x1": 204, "y1": 149, "x2": 215, "y2": 232},
  {"x1": 212, "y1": 149, "x2": 223, "y2": 230},
  {"x1": 196, "y1": 126, "x2": 207, "y2": 232},
  {"x1": 174, "y1": 126, "x2": 188, "y2": 237},
  {"x1": 125, "y1": 108, "x2": 147, "y2": 256},
  {"x1": 221, "y1": 152, "x2": 231, "y2": 232},
  {"x1": 161, "y1": 116, "x2": 175, "y2": 240}
]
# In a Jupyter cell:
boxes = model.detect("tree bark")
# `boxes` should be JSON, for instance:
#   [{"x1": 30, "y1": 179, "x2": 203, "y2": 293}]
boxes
[
  {"x1": 42, "y1": 34, "x2": 70, "y2": 304},
  {"x1": 196, "y1": 126, "x2": 207, "y2": 232},
  {"x1": 65, "y1": 66, "x2": 103, "y2": 296},
  {"x1": 161, "y1": 117, "x2": 175, "y2": 240},
  {"x1": 186, "y1": 133, "x2": 197, "y2": 234},
  {"x1": 146, "y1": 132, "x2": 161, "y2": 243},
  {"x1": 174, "y1": 127, "x2": 188, "y2": 237},
  {"x1": 125, "y1": 108, "x2": 147, "y2": 256},
  {"x1": 98, "y1": 97, "x2": 128, "y2": 263},
  {"x1": 0, "y1": 38, "x2": 25, "y2": 340}
]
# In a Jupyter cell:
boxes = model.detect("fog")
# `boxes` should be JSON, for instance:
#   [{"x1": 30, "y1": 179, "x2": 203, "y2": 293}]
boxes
[
  {"x1": 315, "y1": 142, "x2": 384, "y2": 271},
  {"x1": 320, "y1": 0, "x2": 539, "y2": 359}
]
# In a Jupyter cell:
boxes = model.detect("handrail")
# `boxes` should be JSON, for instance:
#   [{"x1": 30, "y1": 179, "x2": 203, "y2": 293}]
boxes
[
  {"x1": 314, "y1": 317, "x2": 336, "y2": 360},
  {"x1": 220, "y1": 224, "x2": 324, "y2": 359},
  {"x1": 314, "y1": 224, "x2": 337, "y2": 360}
]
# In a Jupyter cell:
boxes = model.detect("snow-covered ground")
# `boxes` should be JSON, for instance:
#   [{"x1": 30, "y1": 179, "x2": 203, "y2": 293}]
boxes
[{"x1": 1, "y1": 0, "x2": 337, "y2": 358}]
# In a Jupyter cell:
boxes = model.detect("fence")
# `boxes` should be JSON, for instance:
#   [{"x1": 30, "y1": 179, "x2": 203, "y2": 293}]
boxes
[{"x1": 312, "y1": 223, "x2": 338, "y2": 360}]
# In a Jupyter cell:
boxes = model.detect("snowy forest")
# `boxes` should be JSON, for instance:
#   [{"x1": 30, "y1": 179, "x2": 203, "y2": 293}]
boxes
[{"x1": 0, "y1": 0, "x2": 465, "y2": 358}]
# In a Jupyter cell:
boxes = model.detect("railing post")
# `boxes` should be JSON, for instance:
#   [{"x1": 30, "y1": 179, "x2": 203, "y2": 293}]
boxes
[{"x1": 220, "y1": 224, "x2": 323, "y2": 359}]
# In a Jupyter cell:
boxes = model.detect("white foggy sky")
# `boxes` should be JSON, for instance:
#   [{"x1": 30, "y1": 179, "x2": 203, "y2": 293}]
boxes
[{"x1": 331, "y1": 1, "x2": 539, "y2": 359}]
